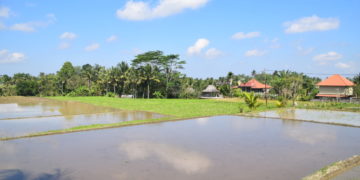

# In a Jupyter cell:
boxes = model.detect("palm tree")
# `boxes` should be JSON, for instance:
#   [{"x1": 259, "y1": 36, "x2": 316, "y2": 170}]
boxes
[
  {"x1": 125, "y1": 67, "x2": 140, "y2": 98},
  {"x1": 116, "y1": 61, "x2": 129, "y2": 96},
  {"x1": 138, "y1": 64, "x2": 160, "y2": 99},
  {"x1": 81, "y1": 64, "x2": 94, "y2": 89},
  {"x1": 243, "y1": 92, "x2": 261, "y2": 110}
]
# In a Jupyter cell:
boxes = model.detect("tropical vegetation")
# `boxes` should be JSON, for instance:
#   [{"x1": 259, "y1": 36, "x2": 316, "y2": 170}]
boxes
[{"x1": 1, "y1": 50, "x2": 359, "y2": 101}]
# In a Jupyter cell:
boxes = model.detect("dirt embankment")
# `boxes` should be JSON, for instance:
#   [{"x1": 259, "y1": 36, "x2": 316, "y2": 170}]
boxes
[{"x1": 303, "y1": 155, "x2": 360, "y2": 180}]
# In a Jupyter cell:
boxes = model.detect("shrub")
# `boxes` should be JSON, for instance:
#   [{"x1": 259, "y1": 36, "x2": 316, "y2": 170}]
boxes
[
  {"x1": 233, "y1": 89, "x2": 244, "y2": 98},
  {"x1": 66, "y1": 86, "x2": 92, "y2": 97},
  {"x1": 276, "y1": 96, "x2": 288, "y2": 107},
  {"x1": 243, "y1": 92, "x2": 262, "y2": 110},
  {"x1": 104, "y1": 92, "x2": 116, "y2": 97},
  {"x1": 153, "y1": 91, "x2": 164, "y2": 99}
]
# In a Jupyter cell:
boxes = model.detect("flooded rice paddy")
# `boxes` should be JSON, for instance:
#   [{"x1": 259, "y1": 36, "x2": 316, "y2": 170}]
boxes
[
  {"x1": 0, "y1": 97, "x2": 163, "y2": 137},
  {"x1": 1, "y1": 114, "x2": 360, "y2": 179},
  {"x1": 257, "y1": 108, "x2": 360, "y2": 127}
]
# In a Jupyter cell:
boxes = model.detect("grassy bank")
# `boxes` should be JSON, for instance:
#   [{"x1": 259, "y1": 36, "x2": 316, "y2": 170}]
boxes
[
  {"x1": 303, "y1": 155, "x2": 360, "y2": 180},
  {"x1": 49, "y1": 96, "x2": 277, "y2": 118}
]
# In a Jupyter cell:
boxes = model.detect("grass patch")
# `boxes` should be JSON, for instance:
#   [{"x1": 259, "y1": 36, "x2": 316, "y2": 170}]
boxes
[{"x1": 49, "y1": 96, "x2": 277, "y2": 119}]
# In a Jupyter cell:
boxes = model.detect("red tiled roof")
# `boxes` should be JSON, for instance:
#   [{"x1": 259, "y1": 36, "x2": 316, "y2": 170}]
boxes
[
  {"x1": 316, "y1": 94, "x2": 348, "y2": 97},
  {"x1": 239, "y1": 79, "x2": 272, "y2": 89},
  {"x1": 317, "y1": 74, "x2": 354, "y2": 87}
]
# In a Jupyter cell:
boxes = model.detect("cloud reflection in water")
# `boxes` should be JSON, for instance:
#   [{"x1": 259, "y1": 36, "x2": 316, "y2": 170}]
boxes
[{"x1": 119, "y1": 141, "x2": 212, "y2": 174}]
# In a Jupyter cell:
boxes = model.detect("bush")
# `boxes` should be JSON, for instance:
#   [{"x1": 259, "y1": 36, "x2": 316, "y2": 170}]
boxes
[
  {"x1": 243, "y1": 92, "x2": 262, "y2": 110},
  {"x1": 16, "y1": 80, "x2": 39, "y2": 96},
  {"x1": 66, "y1": 86, "x2": 92, "y2": 97},
  {"x1": 104, "y1": 92, "x2": 116, "y2": 97},
  {"x1": 233, "y1": 89, "x2": 244, "y2": 98},
  {"x1": 153, "y1": 91, "x2": 164, "y2": 99},
  {"x1": 276, "y1": 96, "x2": 288, "y2": 107}
]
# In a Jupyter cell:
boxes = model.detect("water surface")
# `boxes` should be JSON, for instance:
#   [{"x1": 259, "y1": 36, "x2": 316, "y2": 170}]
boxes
[
  {"x1": 0, "y1": 115, "x2": 359, "y2": 180},
  {"x1": 257, "y1": 109, "x2": 360, "y2": 127},
  {"x1": 0, "y1": 97, "x2": 163, "y2": 137}
]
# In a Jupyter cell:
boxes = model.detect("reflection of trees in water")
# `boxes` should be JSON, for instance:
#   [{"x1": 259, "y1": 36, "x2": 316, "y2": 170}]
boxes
[
  {"x1": 57, "y1": 101, "x2": 114, "y2": 116},
  {"x1": 276, "y1": 109, "x2": 296, "y2": 119},
  {"x1": 0, "y1": 169, "x2": 71, "y2": 180},
  {"x1": 275, "y1": 109, "x2": 302, "y2": 127}
]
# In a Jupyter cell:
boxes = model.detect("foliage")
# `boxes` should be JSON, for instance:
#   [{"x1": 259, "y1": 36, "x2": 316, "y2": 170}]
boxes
[
  {"x1": 66, "y1": 86, "x2": 93, "y2": 97},
  {"x1": 243, "y1": 92, "x2": 262, "y2": 110},
  {"x1": 104, "y1": 92, "x2": 116, "y2": 97},
  {"x1": 152, "y1": 91, "x2": 164, "y2": 99},
  {"x1": 276, "y1": 96, "x2": 288, "y2": 107},
  {"x1": 0, "y1": 50, "x2": 356, "y2": 102},
  {"x1": 233, "y1": 89, "x2": 244, "y2": 98},
  {"x1": 16, "y1": 80, "x2": 39, "y2": 96}
]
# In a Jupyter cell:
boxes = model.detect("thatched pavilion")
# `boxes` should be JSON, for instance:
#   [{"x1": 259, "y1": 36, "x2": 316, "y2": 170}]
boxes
[{"x1": 201, "y1": 85, "x2": 223, "y2": 99}]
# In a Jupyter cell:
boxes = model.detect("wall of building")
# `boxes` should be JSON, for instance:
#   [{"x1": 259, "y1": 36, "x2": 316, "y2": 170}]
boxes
[{"x1": 319, "y1": 86, "x2": 353, "y2": 96}]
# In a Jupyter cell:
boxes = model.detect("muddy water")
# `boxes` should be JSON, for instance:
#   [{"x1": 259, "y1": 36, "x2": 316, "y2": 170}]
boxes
[
  {"x1": 0, "y1": 97, "x2": 163, "y2": 137},
  {"x1": 1, "y1": 116, "x2": 359, "y2": 180},
  {"x1": 257, "y1": 109, "x2": 360, "y2": 127}
]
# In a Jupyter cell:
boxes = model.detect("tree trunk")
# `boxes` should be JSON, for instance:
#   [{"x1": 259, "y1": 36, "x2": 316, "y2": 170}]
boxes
[{"x1": 147, "y1": 82, "x2": 150, "y2": 99}]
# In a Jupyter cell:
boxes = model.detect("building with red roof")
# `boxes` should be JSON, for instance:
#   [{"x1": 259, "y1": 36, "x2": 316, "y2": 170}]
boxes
[
  {"x1": 235, "y1": 79, "x2": 271, "y2": 93},
  {"x1": 316, "y1": 74, "x2": 355, "y2": 98}
]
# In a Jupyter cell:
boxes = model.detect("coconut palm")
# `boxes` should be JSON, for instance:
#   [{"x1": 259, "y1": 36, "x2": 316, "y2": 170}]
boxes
[
  {"x1": 138, "y1": 64, "x2": 160, "y2": 99},
  {"x1": 243, "y1": 92, "x2": 262, "y2": 110}
]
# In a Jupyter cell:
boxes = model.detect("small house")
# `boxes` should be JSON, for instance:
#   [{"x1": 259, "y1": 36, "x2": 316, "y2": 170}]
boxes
[
  {"x1": 316, "y1": 74, "x2": 354, "y2": 99},
  {"x1": 201, "y1": 85, "x2": 223, "y2": 99},
  {"x1": 237, "y1": 79, "x2": 271, "y2": 93}
]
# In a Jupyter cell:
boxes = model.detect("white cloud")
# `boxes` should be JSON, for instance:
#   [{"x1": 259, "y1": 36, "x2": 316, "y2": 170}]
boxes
[
  {"x1": 58, "y1": 42, "x2": 70, "y2": 49},
  {"x1": 232, "y1": 31, "x2": 260, "y2": 40},
  {"x1": 85, "y1": 43, "x2": 100, "y2": 51},
  {"x1": 0, "y1": 7, "x2": 10, "y2": 18},
  {"x1": 187, "y1": 38, "x2": 209, "y2": 55},
  {"x1": 313, "y1": 52, "x2": 342, "y2": 65},
  {"x1": 9, "y1": 14, "x2": 56, "y2": 32},
  {"x1": 60, "y1": 32, "x2": 77, "y2": 40},
  {"x1": 297, "y1": 46, "x2": 315, "y2": 55},
  {"x1": 244, "y1": 49, "x2": 266, "y2": 57},
  {"x1": 106, "y1": 35, "x2": 117, "y2": 42},
  {"x1": 205, "y1": 48, "x2": 222, "y2": 59},
  {"x1": 0, "y1": 22, "x2": 6, "y2": 30},
  {"x1": 269, "y1": 38, "x2": 281, "y2": 49},
  {"x1": 10, "y1": 23, "x2": 35, "y2": 32},
  {"x1": 116, "y1": 0, "x2": 208, "y2": 21},
  {"x1": 120, "y1": 141, "x2": 211, "y2": 174},
  {"x1": 335, "y1": 62, "x2": 350, "y2": 69},
  {"x1": 0, "y1": 49, "x2": 25, "y2": 64},
  {"x1": 284, "y1": 15, "x2": 339, "y2": 33}
]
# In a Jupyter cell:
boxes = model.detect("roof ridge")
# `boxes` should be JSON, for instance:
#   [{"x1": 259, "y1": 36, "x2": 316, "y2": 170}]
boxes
[{"x1": 337, "y1": 74, "x2": 350, "y2": 86}]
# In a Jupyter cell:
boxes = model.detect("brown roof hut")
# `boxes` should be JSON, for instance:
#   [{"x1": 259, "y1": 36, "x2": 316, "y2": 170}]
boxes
[{"x1": 201, "y1": 85, "x2": 223, "y2": 99}]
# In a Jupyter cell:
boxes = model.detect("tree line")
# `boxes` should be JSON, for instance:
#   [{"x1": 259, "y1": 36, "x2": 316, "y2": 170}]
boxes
[{"x1": 1, "y1": 50, "x2": 360, "y2": 100}]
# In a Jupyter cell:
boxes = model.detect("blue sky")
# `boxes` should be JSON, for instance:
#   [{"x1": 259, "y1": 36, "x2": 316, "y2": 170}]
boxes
[{"x1": 0, "y1": 0, "x2": 359, "y2": 78}]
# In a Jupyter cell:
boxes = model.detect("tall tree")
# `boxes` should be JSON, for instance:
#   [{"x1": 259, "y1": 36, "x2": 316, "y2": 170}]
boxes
[
  {"x1": 159, "y1": 54, "x2": 185, "y2": 98},
  {"x1": 57, "y1": 61, "x2": 75, "y2": 94},
  {"x1": 81, "y1": 64, "x2": 94, "y2": 89},
  {"x1": 117, "y1": 61, "x2": 129, "y2": 96},
  {"x1": 138, "y1": 64, "x2": 160, "y2": 99}
]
